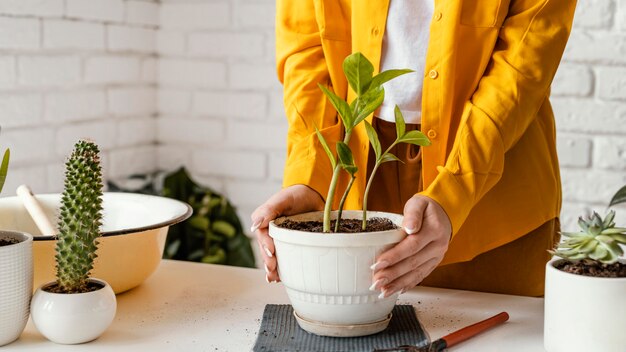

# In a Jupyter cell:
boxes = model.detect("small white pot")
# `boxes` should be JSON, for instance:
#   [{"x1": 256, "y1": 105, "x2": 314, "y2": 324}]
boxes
[
  {"x1": 269, "y1": 210, "x2": 405, "y2": 336},
  {"x1": 0, "y1": 231, "x2": 33, "y2": 347},
  {"x1": 544, "y1": 259, "x2": 626, "y2": 352},
  {"x1": 31, "y1": 278, "x2": 116, "y2": 344}
]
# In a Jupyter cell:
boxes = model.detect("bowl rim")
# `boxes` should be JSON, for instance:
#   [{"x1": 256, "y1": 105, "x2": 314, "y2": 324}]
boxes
[{"x1": 9, "y1": 192, "x2": 193, "y2": 241}]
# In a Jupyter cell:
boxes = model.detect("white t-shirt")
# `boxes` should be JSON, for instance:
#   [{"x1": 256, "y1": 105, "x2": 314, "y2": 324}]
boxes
[{"x1": 375, "y1": 0, "x2": 434, "y2": 124}]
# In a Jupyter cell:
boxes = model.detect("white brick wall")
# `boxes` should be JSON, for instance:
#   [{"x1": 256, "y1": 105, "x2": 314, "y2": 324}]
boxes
[
  {"x1": 0, "y1": 0, "x2": 158, "y2": 196},
  {"x1": 1, "y1": 0, "x2": 625, "y2": 243},
  {"x1": 554, "y1": 0, "x2": 626, "y2": 227}
]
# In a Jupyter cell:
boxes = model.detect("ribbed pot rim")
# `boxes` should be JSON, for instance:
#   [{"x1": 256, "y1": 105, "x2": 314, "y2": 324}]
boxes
[{"x1": 269, "y1": 210, "x2": 406, "y2": 247}]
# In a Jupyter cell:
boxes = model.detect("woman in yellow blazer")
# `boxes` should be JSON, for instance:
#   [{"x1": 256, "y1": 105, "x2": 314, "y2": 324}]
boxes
[{"x1": 252, "y1": 0, "x2": 577, "y2": 297}]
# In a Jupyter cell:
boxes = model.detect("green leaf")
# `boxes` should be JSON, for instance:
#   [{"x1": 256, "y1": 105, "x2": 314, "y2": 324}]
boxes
[
  {"x1": 589, "y1": 245, "x2": 608, "y2": 261},
  {"x1": 189, "y1": 216, "x2": 209, "y2": 230},
  {"x1": 343, "y1": 52, "x2": 374, "y2": 96},
  {"x1": 600, "y1": 227, "x2": 626, "y2": 235},
  {"x1": 611, "y1": 233, "x2": 626, "y2": 244},
  {"x1": 602, "y1": 210, "x2": 616, "y2": 228},
  {"x1": 394, "y1": 106, "x2": 405, "y2": 138},
  {"x1": 380, "y1": 153, "x2": 402, "y2": 164},
  {"x1": 314, "y1": 126, "x2": 336, "y2": 169},
  {"x1": 0, "y1": 149, "x2": 9, "y2": 194},
  {"x1": 609, "y1": 185, "x2": 626, "y2": 207},
  {"x1": 344, "y1": 165, "x2": 358, "y2": 175},
  {"x1": 353, "y1": 86, "x2": 385, "y2": 126},
  {"x1": 364, "y1": 120, "x2": 381, "y2": 160},
  {"x1": 369, "y1": 69, "x2": 413, "y2": 92},
  {"x1": 212, "y1": 220, "x2": 236, "y2": 238},
  {"x1": 318, "y1": 84, "x2": 353, "y2": 129},
  {"x1": 398, "y1": 130, "x2": 431, "y2": 146},
  {"x1": 336, "y1": 142, "x2": 355, "y2": 167}
]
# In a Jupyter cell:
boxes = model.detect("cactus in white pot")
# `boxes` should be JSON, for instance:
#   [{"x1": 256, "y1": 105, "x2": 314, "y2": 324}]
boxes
[{"x1": 30, "y1": 140, "x2": 117, "y2": 344}]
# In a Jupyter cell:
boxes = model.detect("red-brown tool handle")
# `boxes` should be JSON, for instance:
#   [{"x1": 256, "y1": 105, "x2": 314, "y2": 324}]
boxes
[{"x1": 441, "y1": 312, "x2": 509, "y2": 348}]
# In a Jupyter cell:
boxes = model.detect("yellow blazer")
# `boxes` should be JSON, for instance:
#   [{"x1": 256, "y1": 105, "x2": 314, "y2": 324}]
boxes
[{"x1": 276, "y1": 0, "x2": 576, "y2": 265}]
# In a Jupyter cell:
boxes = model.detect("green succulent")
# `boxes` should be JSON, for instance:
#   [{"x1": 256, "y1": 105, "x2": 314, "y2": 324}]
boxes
[
  {"x1": 552, "y1": 210, "x2": 626, "y2": 264},
  {"x1": 55, "y1": 140, "x2": 104, "y2": 293}
]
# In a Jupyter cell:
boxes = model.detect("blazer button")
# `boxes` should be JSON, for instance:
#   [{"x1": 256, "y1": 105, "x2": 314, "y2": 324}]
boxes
[
  {"x1": 371, "y1": 27, "x2": 380, "y2": 36},
  {"x1": 427, "y1": 129, "x2": 437, "y2": 139},
  {"x1": 428, "y1": 70, "x2": 439, "y2": 79},
  {"x1": 434, "y1": 12, "x2": 443, "y2": 21}
]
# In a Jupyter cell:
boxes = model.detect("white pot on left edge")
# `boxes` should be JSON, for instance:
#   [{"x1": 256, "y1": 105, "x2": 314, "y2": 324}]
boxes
[
  {"x1": 0, "y1": 231, "x2": 33, "y2": 347},
  {"x1": 31, "y1": 278, "x2": 116, "y2": 344}
]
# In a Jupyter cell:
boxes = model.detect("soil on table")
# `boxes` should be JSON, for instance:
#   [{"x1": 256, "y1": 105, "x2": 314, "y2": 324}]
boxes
[
  {"x1": 44, "y1": 280, "x2": 105, "y2": 294},
  {"x1": 0, "y1": 238, "x2": 19, "y2": 247},
  {"x1": 278, "y1": 217, "x2": 397, "y2": 233},
  {"x1": 555, "y1": 261, "x2": 626, "y2": 278}
]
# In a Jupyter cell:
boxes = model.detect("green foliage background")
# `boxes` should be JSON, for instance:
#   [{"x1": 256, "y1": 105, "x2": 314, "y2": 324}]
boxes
[{"x1": 109, "y1": 168, "x2": 255, "y2": 268}]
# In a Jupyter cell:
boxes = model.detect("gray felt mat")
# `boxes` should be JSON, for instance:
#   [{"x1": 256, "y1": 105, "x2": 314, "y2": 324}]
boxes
[{"x1": 253, "y1": 305, "x2": 429, "y2": 352}]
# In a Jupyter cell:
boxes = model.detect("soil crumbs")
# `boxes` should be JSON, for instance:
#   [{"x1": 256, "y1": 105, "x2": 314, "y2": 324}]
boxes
[
  {"x1": 0, "y1": 238, "x2": 19, "y2": 247},
  {"x1": 279, "y1": 217, "x2": 397, "y2": 233},
  {"x1": 556, "y1": 261, "x2": 626, "y2": 278}
]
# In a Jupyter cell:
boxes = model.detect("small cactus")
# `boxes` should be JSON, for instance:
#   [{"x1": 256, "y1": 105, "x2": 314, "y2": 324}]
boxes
[
  {"x1": 551, "y1": 210, "x2": 626, "y2": 264},
  {"x1": 55, "y1": 140, "x2": 104, "y2": 293}
]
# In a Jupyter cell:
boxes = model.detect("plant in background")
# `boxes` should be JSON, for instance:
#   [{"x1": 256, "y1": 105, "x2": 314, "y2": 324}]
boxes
[
  {"x1": 316, "y1": 52, "x2": 430, "y2": 232},
  {"x1": 54, "y1": 139, "x2": 104, "y2": 293},
  {"x1": 162, "y1": 168, "x2": 255, "y2": 267},
  {"x1": 108, "y1": 168, "x2": 256, "y2": 268},
  {"x1": 610, "y1": 185, "x2": 626, "y2": 207}
]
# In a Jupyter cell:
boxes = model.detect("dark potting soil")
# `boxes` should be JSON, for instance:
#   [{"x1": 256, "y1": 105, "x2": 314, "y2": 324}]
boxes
[
  {"x1": 0, "y1": 238, "x2": 19, "y2": 247},
  {"x1": 278, "y1": 217, "x2": 397, "y2": 233},
  {"x1": 44, "y1": 280, "x2": 105, "y2": 294},
  {"x1": 555, "y1": 261, "x2": 626, "y2": 278}
]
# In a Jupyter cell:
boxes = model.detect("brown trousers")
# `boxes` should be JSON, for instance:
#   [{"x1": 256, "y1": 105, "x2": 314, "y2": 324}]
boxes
[{"x1": 367, "y1": 118, "x2": 559, "y2": 297}]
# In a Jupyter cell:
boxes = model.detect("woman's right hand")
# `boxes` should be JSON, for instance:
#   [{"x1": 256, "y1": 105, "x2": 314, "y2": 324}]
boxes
[{"x1": 250, "y1": 184, "x2": 325, "y2": 283}]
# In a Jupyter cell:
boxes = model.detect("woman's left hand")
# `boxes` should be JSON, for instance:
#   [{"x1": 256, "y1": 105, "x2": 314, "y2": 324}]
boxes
[{"x1": 370, "y1": 194, "x2": 452, "y2": 298}]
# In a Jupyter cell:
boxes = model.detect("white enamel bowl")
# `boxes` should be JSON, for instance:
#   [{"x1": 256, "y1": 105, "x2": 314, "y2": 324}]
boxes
[{"x1": 0, "y1": 193, "x2": 192, "y2": 294}]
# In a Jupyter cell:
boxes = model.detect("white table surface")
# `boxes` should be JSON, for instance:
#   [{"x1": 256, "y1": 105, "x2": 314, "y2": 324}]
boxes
[{"x1": 5, "y1": 260, "x2": 546, "y2": 351}]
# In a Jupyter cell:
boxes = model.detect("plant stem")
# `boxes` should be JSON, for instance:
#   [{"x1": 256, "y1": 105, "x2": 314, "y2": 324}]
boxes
[
  {"x1": 362, "y1": 163, "x2": 380, "y2": 230},
  {"x1": 335, "y1": 175, "x2": 356, "y2": 233},
  {"x1": 323, "y1": 131, "x2": 353, "y2": 232},
  {"x1": 362, "y1": 142, "x2": 398, "y2": 230}
]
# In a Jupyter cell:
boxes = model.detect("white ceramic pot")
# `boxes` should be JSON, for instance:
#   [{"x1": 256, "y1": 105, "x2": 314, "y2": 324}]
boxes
[
  {"x1": 0, "y1": 231, "x2": 33, "y2": 346},
  {"x1": 31, "y1": 278, "x2": 117, "y2": 344},
  {"x1": 544, "y1": 259, "x2": 626, "y2": 352},
  {"x1": 269, "y1": 210, "x2": 405, "y2": 336}
]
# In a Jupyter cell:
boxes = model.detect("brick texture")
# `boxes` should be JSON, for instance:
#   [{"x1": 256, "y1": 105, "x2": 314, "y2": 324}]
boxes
[{"x1": 1, "y1": 0, "x2": 624, "y2": 246}]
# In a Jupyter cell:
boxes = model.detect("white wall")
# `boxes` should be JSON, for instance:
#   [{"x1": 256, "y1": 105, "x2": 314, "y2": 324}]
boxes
[
  {"x1": 156, "y1": 0, "x2": 284, "y2": 232},
  {"x1": 0, "y1": 0, "x2": 158, "y2": 196},
  {"x1": 1, "y1": 0, "x2": 625, "y2": 234}
]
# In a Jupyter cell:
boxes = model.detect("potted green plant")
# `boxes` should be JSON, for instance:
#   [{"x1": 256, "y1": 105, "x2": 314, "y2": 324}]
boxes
[
  {"x1": 30, "y1": 140, "x2": 116, "y2": 344},
  {"x1": 0, "y1": 148, "x2": 34, "y2": 347},
  {"x1": 268, "y1": 53, "x2": 430, "y2": 337},
  {"x1": 544, "y1": 186, "x2": 626, "y2": 352}
]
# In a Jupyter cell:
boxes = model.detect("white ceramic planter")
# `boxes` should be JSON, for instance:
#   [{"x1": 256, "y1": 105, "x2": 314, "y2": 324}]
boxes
[
  {"x1": 0, "y1": 231, "x2": 33, "y2": 346},
  {"x1": 544, "y1": 259, "x2": 626, "y2": 352},
  {"x1": 269, "y1": 210, "x2": 406, "y2": 336},
  {"x1": 31, "y1": 278, "x2": 117, "y2": 344}
]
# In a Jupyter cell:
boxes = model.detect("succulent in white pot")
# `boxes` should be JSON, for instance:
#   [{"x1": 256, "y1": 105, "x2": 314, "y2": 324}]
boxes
[
  {"x1": 30, "y1": 140, "x2": 116, "y2": 344},
  {"x1": 544, "y1": 190, "x2": 626, "y2": 352},
  {"x1": 269, "y1": 53, "x2": 430, "y2": 337}
]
